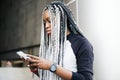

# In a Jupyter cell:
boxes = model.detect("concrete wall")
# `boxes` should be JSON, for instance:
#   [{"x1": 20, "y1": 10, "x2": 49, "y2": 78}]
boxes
[
  {"x1": 0, "y1": 0, "x2": 76, "y2": 54},
  {"x1": 0, "y1": 0, "x2": 41, "y2": 52}
]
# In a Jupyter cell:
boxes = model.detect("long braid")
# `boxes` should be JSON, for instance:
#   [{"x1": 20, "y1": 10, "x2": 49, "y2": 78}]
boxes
[
  {"x1": 39, "y1": 1, "x2": 84, "y2": 80},
  {"x1": 39, "y1": 2, "x2": 67, "y2": 80}
]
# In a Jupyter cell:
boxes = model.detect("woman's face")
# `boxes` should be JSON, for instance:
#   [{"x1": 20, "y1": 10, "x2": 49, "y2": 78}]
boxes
[{"x1": 43, "y1": 10, "x2": 51, "y2": 35}]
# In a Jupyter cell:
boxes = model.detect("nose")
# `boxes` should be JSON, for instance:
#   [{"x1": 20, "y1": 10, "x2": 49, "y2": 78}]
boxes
[{"x1": 45, "y1": 22, "x2": 49, "y2": 28}]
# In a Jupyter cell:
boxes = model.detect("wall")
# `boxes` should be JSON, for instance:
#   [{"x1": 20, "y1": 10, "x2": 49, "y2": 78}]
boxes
[
  {"x1": 0, "y1": 0, "x2": 75, "y2": 55},
  {"x1": 0, "y1": 0, "x2": 42, "y2": 52},
  {"x1": 0, "y1": 68, "x2": 39, "y2": 80},
  {"x1": 76, "y1": 0, "x2": 120, "y2": 80}
]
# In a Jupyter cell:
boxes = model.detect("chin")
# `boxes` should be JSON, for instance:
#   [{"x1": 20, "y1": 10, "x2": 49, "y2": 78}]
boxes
[{"x1": 47, "y1": 33, "x2": 51, "y2": 35}]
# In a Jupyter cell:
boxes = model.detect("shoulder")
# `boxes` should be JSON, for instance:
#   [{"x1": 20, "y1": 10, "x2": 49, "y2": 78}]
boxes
[{"x1": 67, "y1": 33, "x2": 93, "y2": 56}]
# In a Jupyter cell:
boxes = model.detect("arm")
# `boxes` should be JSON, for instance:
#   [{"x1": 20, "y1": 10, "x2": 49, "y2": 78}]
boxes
[
  {"x1": 54, "y1": 65, "x2": 72, "y2": 80},
  {"x1": 27, "y1": 39, "x2": 94, "y2": 80},
  {"x1": 71, "y1": 39, "x2": 94, "y2": 80},
  {"x1": 27, "y1": 55, "x2": 72, "y2": 80},
  {"x1": 72, "y1": 48, "x2": 94, "y2": 80}
]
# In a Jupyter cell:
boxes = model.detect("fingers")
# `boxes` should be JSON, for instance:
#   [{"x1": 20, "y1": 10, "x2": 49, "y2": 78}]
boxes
[
  {"x1": 27, "y1": 57, "x2": 40, "y2": 68},
  {"x1": 27, "y1": 54, "x2": 39, "y2": 60},
  {"x1": 30, "y1": 62, "x2": 38, "y2": 67},
  {"x1": 28, "y1": 59, "x2": 39, "y2": 63}
]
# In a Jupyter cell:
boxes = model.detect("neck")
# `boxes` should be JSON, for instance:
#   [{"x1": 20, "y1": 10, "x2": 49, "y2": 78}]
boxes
[{"x1": 67, "y1": 30, "x2": 70, "y2": 35}]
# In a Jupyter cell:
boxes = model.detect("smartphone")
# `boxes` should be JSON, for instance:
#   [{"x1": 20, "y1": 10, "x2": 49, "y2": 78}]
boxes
[{"x1": 16, "y1": 51, "x2": 30, "y2": 60}]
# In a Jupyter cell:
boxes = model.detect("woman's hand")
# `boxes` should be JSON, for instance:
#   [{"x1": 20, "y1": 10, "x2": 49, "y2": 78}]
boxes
[
  {"x1": 27, "y1": 55, "x2": 52, "y2": 70},
  {"x1": 27, "y1": 54, "x2": 72, "y2": 80},
  {"x1": 29, "y1": 66, "x2": 39, "y2": 76}
]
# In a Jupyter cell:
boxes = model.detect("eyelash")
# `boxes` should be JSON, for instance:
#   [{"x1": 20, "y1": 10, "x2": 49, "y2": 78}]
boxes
[
  {"x1": 48, "y1": 20, "x2": 51, "y2": 23},
  {"x1": 43, "y1": 20, "x2": 51, "y2": 25}
]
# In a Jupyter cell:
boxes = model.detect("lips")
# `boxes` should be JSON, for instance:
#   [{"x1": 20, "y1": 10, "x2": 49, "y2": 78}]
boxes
[{"x1": 46, "y1": 27, "x2": 51, "y2": 35}]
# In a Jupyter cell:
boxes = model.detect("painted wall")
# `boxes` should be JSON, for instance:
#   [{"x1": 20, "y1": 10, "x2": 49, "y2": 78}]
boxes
[{"x1": 76, "y1": 0, "x2": 120, "y2": 80}]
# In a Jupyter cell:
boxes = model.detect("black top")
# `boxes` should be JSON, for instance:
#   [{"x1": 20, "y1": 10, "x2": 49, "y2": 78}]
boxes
[{"x1": 67, "y1": 33, "x2": 94, "y2": 80}]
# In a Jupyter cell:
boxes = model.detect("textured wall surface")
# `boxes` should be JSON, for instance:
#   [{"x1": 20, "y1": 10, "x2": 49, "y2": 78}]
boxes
[
  {"x1": 0, "y1": 0, "x2": 76, "y2": 54},
  {"x1": 0, "y1": 0, "x2": 41, "y2": 52}
]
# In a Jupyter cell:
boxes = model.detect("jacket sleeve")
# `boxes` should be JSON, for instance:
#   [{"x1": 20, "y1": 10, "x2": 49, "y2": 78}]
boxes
[{"x1": 71, "y1": 39, "x2": 94, "y2": 80}]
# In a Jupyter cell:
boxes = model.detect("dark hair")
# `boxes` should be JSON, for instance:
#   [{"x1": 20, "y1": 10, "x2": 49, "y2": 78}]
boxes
[{"x1": 48, "y1": 1, "x2": 84, "y2": 37}]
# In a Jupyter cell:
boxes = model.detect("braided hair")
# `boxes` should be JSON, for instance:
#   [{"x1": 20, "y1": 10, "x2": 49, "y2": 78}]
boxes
[{"x1": 39, "y1": 1, "x2": 84, "y2": 80}]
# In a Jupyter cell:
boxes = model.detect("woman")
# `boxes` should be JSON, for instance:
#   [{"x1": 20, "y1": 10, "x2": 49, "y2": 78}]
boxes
[{"x1": 27, "y1": 1, "x2": 94, "y2": 80}]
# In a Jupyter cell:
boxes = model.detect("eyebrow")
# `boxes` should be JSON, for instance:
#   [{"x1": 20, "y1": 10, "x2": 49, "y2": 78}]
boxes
[{"x1": 43, "y1": 17, "x2": 50, "y2": 22}]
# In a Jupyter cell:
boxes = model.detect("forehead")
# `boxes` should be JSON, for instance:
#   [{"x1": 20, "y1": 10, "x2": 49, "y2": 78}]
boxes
[
  {"x1": 43, "y1": 10, "x2": 49, "y2": 17},
  {"x1": 43, "y1": 10, "x2": 51, "y2": 22}
]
